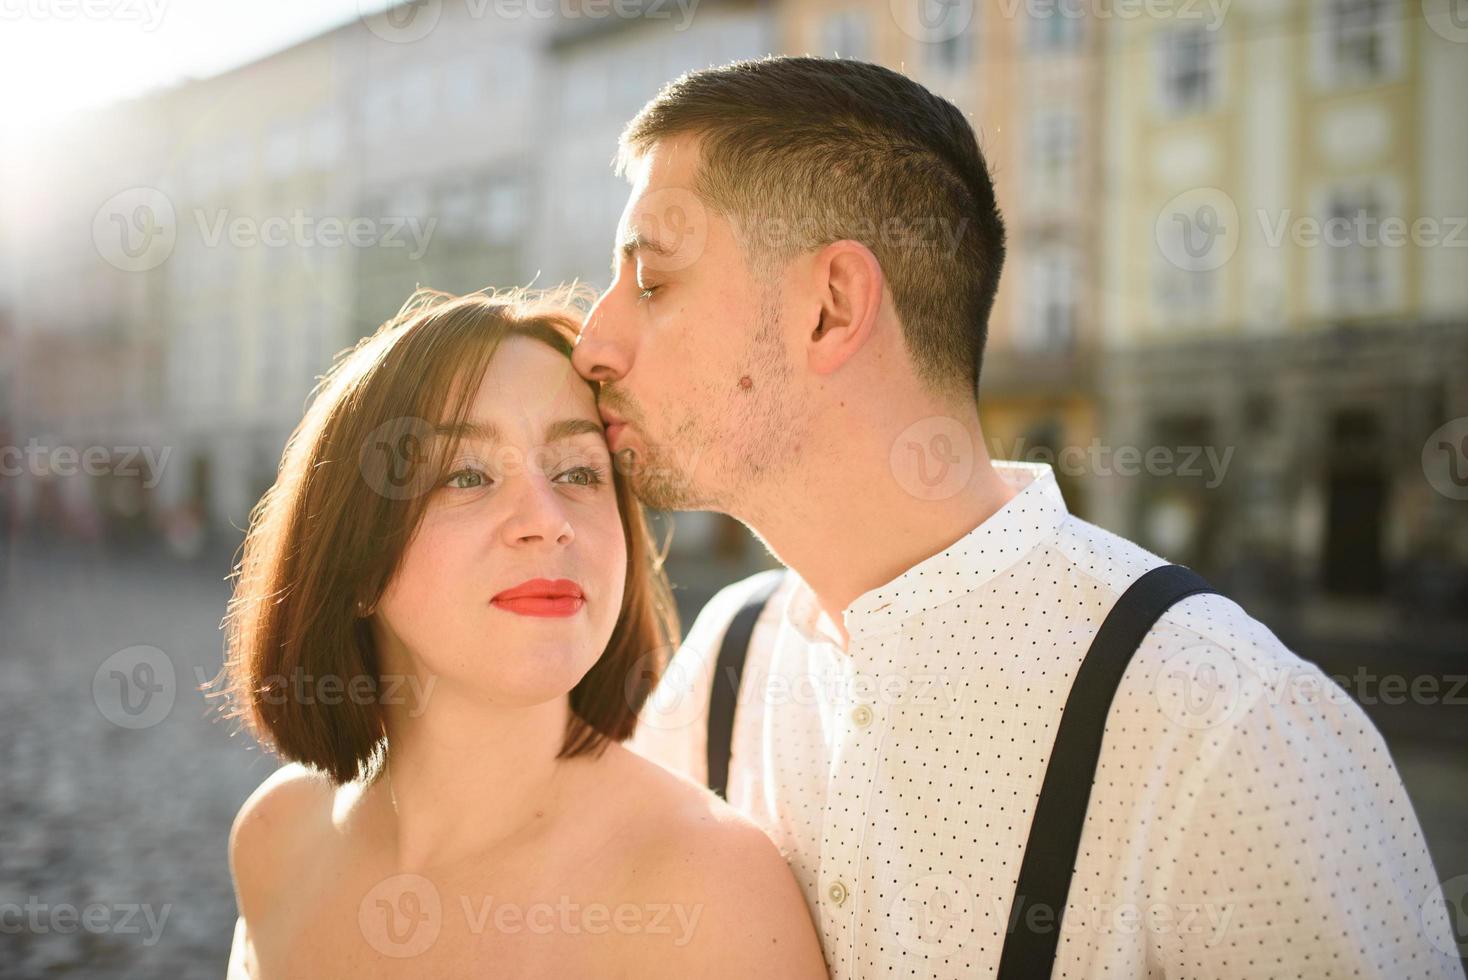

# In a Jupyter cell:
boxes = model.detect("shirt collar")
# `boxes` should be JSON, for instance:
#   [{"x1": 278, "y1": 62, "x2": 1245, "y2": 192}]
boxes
[{"x1": 783, "y1": 461, "x2": 1070, "y2": 648}]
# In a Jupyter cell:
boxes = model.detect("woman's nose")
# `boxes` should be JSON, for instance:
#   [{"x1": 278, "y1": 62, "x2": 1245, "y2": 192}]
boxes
[{"x1": 499, "y1": 476, "x2": 575, "y2": 548}]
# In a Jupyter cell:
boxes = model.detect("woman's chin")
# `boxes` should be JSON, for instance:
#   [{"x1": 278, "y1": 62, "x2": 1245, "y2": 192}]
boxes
[{"x1": 476, "y1": 650, "x2": 606, "y2": 706}]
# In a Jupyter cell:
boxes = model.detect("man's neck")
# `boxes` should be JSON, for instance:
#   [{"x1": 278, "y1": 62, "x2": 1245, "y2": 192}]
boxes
[{"x1": 742, "y1": 437, "x2": 1018, "y2": 650}]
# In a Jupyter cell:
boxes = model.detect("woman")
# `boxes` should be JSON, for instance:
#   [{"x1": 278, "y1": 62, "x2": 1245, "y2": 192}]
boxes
[{"x1": 219, "y1": 286, "x2": 827, "y2": 978}]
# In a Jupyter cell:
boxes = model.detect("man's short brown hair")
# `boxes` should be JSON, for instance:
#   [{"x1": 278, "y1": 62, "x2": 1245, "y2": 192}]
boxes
[
  {"x1": 617, "y1": 55, "x2": 1006, "y2": 400},
  {"x1": 217, "y1": 286, "x2": 679, "y2": 784}
]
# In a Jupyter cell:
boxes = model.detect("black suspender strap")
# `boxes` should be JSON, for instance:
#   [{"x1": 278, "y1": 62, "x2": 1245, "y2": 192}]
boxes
[
  {"x1": 996, "y1": 563, "x2": 1219, "y2": 980},
  {"x1": 706, "y1": 572, "x2": 785, "y2": 799}
]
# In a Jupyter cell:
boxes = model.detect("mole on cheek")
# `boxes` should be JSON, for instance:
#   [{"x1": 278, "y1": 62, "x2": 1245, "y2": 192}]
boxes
[{"x1": 739, "y1": 375, "x2": 753, "y2": 390}]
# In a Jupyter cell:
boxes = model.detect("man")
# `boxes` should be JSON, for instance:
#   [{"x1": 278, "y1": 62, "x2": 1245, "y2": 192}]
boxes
[{"x1": 570, "y1": 56, "x2": 1462, "y2": 978}]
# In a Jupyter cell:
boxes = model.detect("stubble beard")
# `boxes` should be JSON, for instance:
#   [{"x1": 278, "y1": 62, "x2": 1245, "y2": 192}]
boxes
[{"x1": 620, "y1": 294, "x2": 804, "y2": 516}]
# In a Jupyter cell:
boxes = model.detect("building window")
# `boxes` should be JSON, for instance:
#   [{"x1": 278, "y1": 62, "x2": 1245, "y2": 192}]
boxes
[
  {"x1": 214, "y1": 311, "x2": 237, "y2": 413},
  {"x1": 438, "y1": 180, "x2": 478, "y2": 239},
  {"x1": 1028, "y1": 2, "x2": 1083, "y2": 52},
  {"x1": 390, "y1": 182, "x2": 431, "y2": 226},
  {"x1": 214, "y1": 134, "x2": 251, "y2": 190},
  {"x1": 1324, "y1": 185, "x2": 1385, "y2": 312},
  {"x1": 306, "y1": 112, "x2": 342, "y2": 170},
  {"x1": 1155, "y1": 25, "x2": 1218, "y2": 115},
  {"x1": 263, "y1": 122, "x2": 300, "y2": 179},
  {"x1": 820, "y1": 10, "x2": 869, "y2": 60},
  {"x1": 920, "y1": 0, "x2": 973, "y2": 72},
  {"x1": 1027, "y1": 111, "x2": 1077, "y2": 207},
  {"x1": 445, "y1": 59, "x2": 480, "y2": 115},
  {"x1": 1152, "y1": 259, "x2": 1220, "y2": 327},
  {"x1": 564, "y1": 60, "x2": 606, "y2": 119},
  {"x1": 361, "y1": 86, "x2": 394, "y2": 141},
  {"x1": 254, "y1": 305, "x2": 285, "y2": 408},
  {"x1": 1244, "y1": 392, "x2": 1275, "y2": 433},
  {"x1": 483, "y1": 181, "x2": 524, "y2": 246},
  {"x1": 928, "y1": 31, "x2": 971, "y2": 73},
  {"x1": 1023, "y1": 248, "x2": 1076, "y2": 351},
  {"x1": 400, "y1": 66, "x2": 434, "y2": 125},
  {"x1": 1320, "y1": 0, "x2": 1396, "y2": 86}
]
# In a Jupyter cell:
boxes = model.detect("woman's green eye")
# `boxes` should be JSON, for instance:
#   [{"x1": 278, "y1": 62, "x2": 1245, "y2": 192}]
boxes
[
  {"x1": 445, "y1": 469, "x2": 486, "y2": 489},
  {"x1": 558, "y1": 466, "x2": 607, "y2": 487},
  {"x1": 443, "y1": 466, "x2": 604, "y2": 490}
]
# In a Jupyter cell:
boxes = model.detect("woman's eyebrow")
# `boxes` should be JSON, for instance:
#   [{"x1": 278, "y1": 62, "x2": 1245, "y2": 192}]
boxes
[{"x1": 434, "y1": 417, "x2": 605, "y2": 444}]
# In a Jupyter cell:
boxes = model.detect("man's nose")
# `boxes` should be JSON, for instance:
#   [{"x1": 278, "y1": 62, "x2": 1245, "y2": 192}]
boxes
[{"x1": 572, "y1": 288, "x2": 631, "y2": 384}]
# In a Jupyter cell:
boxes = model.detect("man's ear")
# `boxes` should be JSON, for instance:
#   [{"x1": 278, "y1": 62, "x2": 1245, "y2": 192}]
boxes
[{"x1": 807, "y1": 239, "x2": 884, "y2": 377}]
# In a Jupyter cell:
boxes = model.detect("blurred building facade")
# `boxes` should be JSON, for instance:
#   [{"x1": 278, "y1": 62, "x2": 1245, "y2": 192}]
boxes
[
  {"x1": 4, "y1": 0, "x2": 1466, "y2": 627},
  {"x1": 777, "y1": 0, "x2": 1107, "y2": 518},
  {"x1": 1096, "y1": 0, "x2": 1468, "y2": 628}
]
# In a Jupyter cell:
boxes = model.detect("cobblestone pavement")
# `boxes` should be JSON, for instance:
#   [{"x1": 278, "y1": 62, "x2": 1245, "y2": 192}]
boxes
[
  {"x1": 2, "y1": 539, "x2": 1464, "y2": 976},
  {"x1": 1, "y1": 541, "x2": 271, "y2": 979}
]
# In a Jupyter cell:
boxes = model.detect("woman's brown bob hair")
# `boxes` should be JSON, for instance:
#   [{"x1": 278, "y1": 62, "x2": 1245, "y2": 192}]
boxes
[{"x1": 217, "y1": 285, "x2": 679, "y2": 785}]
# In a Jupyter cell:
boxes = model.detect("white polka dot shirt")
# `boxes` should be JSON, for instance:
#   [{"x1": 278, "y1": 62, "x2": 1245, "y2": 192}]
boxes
[{"x1": 630, "y1": 461, "x2": 1463, "y2": 978}]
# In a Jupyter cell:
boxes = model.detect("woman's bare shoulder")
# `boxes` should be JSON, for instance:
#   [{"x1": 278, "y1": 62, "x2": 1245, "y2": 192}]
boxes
[
  {"x1": 228, "y1": 763, "x2": 337, "y2": 916},
  {"x1": 593, "y1": 744, "x2": 829, "y2": 979},
  {"x1": 591, "y1": 740, "x2": 767, "y2": 850}
]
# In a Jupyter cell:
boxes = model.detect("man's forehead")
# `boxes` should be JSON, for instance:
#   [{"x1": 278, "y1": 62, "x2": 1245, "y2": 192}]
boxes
[
  {"x1": 613, "y1": 134, "x2": 713, "y2": 267},
  {"x1": 634, "y1": 132, "x2": 701, "y2": 182},
  {"x1": 621, "y1": 135, "x2": 700, "y2": 217}
]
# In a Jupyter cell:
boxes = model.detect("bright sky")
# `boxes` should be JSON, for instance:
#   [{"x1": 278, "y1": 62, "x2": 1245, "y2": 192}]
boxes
[{"x1": 0, "y1": 0, "x2": 401, "y2": 147}]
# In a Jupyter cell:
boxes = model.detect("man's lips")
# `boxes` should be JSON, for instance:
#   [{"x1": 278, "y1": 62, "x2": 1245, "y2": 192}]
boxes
[{"x1": 599, "y1": 407, "x2": 632, "y2": 452}]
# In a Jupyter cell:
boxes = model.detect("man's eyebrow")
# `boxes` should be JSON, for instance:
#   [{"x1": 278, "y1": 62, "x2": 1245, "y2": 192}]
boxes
[
  {"x1": 433, "y1": 417, "x2": 606, "y2": 445},
  {"x1": 616, "y1": 228, "x2": 673, "y2": 266}
]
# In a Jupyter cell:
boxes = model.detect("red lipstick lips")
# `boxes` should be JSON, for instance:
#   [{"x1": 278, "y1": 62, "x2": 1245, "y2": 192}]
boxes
[{"x1": 490, "y1": 578, "x2": 586, "y2": 618}]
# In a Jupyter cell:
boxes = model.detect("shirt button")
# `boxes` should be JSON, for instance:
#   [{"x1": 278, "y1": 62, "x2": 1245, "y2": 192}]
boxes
[
  {"x1": 827, "y1": 881, "x2": 849, "y2": 907},
  {"x1": 851, "y1": 704, "x2": 873, "y2": 728}
]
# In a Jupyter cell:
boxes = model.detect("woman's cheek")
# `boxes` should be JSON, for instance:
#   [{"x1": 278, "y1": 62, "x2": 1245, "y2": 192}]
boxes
[
  {"x1": 397, "y1": 518, "x2": 468, "y2": 607},
  {"x1": 601, "y1": 524, "x2": 629, "y2": 624}
]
